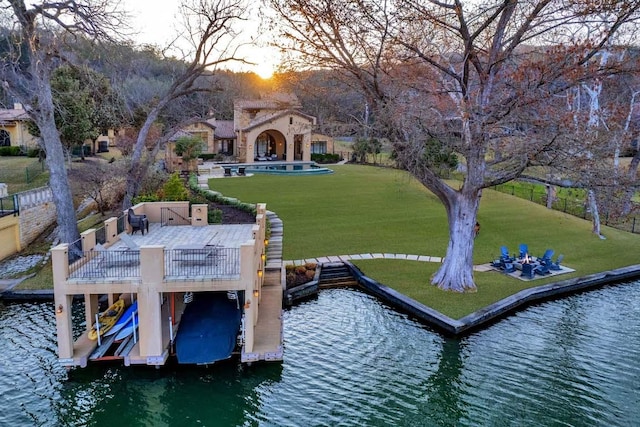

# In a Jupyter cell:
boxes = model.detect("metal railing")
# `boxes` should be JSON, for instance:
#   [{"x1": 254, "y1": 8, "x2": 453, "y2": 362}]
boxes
[
  {"x1": 0, "y1": 194, "x2": 18, "y2": 218},
  {"x1": 95, "y1": 226, "x2": 107, "y2": 245},
  {"x1": 116, "y1": 214, "x2": 126, "y2": 234},
  {"x1": 67, "y1": 247, "x2": 241, "y2": 281},
  {"x1": 160, "y1": 206, "x2": 191, "y2": 226},
  {"x1": 67, "y1": 238, "x2": 83, "y2": 265},
  {"x1": 69, "y1": 249, "x2": 141, "y2": 279},
  {"x1": 164, "y1": 247, "x2": 240, "y2": 278}
]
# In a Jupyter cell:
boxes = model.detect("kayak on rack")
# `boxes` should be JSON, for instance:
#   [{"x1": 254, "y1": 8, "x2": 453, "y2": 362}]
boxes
[{"x1": 88, "y1": 299, "x2": 125, "y2": 340}]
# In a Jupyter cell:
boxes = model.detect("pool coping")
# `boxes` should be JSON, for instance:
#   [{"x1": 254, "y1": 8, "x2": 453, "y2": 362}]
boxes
[{"x1": 345, "y1": 262, "x2": 640, "y2": 336}]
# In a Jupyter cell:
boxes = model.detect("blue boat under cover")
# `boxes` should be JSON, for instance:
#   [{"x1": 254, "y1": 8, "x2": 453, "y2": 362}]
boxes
[{"x1": 175, "y1": 292, "x2": 242, "y2": 364}]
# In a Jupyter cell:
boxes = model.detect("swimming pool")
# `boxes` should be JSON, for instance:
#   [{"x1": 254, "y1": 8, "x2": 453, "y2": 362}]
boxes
[{"x1": 245, "y1": 161, "x2": 334, "y2": 175}]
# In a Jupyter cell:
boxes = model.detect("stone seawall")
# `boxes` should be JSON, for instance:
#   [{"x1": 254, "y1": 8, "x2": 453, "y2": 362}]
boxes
[{"x1": 18, "y1": 187, "x2": 56, "y2": 248}]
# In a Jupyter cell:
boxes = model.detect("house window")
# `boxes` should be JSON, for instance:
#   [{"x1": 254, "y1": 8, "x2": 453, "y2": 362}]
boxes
[
  {"x1": 0, "y1": 130, "x2": 10, "y2": 147},
  {"x1": 311, "y1": 141, "x2": 327, "y2": 154}
]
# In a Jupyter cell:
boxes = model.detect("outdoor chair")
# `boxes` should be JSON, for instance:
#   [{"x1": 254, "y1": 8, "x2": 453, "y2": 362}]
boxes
[
  {"x1": 549, "y1": 254, "x2": 565, "y2": 271},
  {"x1": 500, "y1": 246, "x2": 514, "y2": 262},
  {"x1": 119, "y1": 233, "x2": 140, "y2": 250},
  {"x1": 534, "y1": 263, "x2": 551, "y2": 276},
  {"x1": 127, "y1": 209, "x2": 148, "y2": 235},
  {"x1": 224, "y1": 167, "x2": 232, "y2": 177},
  {"x1": 538, "y1": 249, "x2": 554, "y2": 265},
  {"x1": 238, "y1": 166, "x2": 246, "y2": 176},
  {"x1": 519, "y1": 243, "x2": 529, "y2": 258}
]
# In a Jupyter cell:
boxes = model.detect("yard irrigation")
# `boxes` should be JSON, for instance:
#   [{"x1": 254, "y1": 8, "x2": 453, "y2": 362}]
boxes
[{"x1": 208, "y1": 164, "x2": 640, "y2": 318}]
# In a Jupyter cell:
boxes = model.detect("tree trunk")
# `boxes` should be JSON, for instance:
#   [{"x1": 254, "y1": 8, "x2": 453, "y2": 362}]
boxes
[
  {"x1": 122, "y1": 105, "x2": 163, "y2": 209},
  {"x1": 587, "y1": 189, "x2": 605, "y2": 240},
  {"x1": 431, "y1": 190, "x2": 479, "y2": 292},
  {"x1": 36, "y1": 78, "x2": 80, "y2": 244}
]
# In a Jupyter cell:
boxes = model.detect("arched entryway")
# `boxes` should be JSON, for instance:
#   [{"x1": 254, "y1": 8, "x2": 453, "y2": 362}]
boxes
[
  {"x1": 254, "y1": 130, "x2": 286, "y2": 161},
  {"x1": 0, "y1": 130, "x2": 10, "y2": 147}
]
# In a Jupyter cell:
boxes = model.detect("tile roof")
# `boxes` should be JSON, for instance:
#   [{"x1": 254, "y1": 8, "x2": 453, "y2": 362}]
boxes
[
  {"x1": 212, "y1": 120, "x2": 235, "y2": 139},
  {"x1": 0, "y1": 108, "x2": 30, "y2": 124}
]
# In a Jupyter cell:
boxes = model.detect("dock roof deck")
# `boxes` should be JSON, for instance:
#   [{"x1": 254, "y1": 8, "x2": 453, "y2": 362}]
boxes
[{"x1": 68, "y1": 223, "x2": 256, "y2": 282}]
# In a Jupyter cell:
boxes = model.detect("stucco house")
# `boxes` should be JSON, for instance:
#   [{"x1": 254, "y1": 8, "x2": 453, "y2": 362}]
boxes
[
  {"x1": 168, "y1": 93, "x2": 325, "y2": 167},
  {"x1": 0, "y1": 104, "x2": 38, "y2": 150}
]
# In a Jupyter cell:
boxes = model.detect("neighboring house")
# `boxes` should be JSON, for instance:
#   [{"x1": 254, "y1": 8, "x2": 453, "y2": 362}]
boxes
[
  {"x1": 0, "y1": 104, "x2": 39, "y2": 150},
  {"x1": 168, "y1": 93, "x2": 319, "y2": 166}
]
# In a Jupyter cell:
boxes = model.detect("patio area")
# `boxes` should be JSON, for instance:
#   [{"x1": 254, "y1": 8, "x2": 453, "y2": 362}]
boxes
[{"x1": 68, "y1": 223, "x2": 255, "y2": 281}]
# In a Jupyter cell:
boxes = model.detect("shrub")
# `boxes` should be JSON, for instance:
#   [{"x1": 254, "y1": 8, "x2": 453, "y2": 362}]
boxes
[
  {"x1": 27, "y1": 148, "x2": 44, "y2": 158},
  {"x1": 311, "y1": 153, "x2": 340, "y2": 163},
  {"x1": 162, "y1": 172, "x2": 189, "y2": 201},
  {"x1": 208, "y1": 208, "x2": 222, "y2": 224},
  {"x1": 0, "y1": 146, "x2": 22, "y2": 156}
]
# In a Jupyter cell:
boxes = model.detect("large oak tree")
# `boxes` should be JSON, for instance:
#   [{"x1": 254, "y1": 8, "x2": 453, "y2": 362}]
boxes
[
  {"x1": 269, "y1": 0, "x2": 640, "y2": 292},
  {"x1": 0, "y1": 0, "x2": 124, "y2": 245}
]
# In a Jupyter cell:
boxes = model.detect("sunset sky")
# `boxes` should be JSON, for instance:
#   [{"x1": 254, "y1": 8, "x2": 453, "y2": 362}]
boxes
[{"x1": 124, "y1": 0, "x2": 279, "y2": 78}]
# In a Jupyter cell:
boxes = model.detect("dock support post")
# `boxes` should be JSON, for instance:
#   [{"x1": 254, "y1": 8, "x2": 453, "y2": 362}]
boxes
[{"x1": 138, "y1": 245, "x2": 166, "y2": 363}]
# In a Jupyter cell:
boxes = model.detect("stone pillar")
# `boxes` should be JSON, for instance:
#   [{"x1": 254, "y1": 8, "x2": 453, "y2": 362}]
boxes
[
  {"x1": 104, "y1": 217, "x2": 118, "y2": 246},
  {"x1": 241, "y1": 242, "x2": 256, "y2": 352},
  {"x1": 52, "y1": 245, "x2": 73, "y2": 359},
  {"x1": 138, "y1": 246, "x2": 165, "y2": 360},
  {"x1": 80, "y1": 229, "x2": 96, "y2": 252},
  {"x1": 191, "y1": 204, "x2": 208, "y2": 226}
]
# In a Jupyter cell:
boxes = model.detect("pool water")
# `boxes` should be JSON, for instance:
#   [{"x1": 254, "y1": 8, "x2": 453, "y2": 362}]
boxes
[{"x1": 246, "y1": 161, "x2": 334, "y2": 175}]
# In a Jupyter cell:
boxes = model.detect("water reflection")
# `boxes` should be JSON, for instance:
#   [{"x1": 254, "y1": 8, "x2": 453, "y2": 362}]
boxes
[
  {"x1": 1, "y1": 282, "x2": 640, "y2": 426},
  {"x1": 422, "y1": 338, "x2": 467, "y2": 426}
]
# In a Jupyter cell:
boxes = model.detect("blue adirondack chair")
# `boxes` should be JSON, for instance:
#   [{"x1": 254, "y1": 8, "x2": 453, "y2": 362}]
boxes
[
  {"x1": 549, "y1": 254, "x2": 564, "y2": 271},
  {"x1": 539, "y1": 249, "x2": 554, "y2": 265},
  {"x1": 534, "y1": 263, "x2": 551, "y2": 276},
  {"x1": 500, "y1": 246, "x2": 513, "y2": 262},
  {"x1": 519, "y1": 243, "x2": 529, "y2": 258}
]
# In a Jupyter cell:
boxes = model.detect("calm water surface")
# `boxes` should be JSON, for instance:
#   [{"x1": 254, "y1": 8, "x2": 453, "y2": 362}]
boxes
[{"x1": 1, "y1": 281, "x2": 639, "y2": 426}]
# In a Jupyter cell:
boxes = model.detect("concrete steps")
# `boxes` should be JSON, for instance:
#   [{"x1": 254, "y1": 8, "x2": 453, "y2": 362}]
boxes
[
  {"x1": 265, "y1": 211, "x2": 282, "y2": 271},
  {"x1": 318, "y1": 263, "x2": 357, "y2": 289}
]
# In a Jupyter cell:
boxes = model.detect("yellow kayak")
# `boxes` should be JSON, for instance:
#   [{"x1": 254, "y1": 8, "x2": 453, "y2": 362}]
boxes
[{"x1": 88, "y1": 299, "x2": 126, "y2": 340}]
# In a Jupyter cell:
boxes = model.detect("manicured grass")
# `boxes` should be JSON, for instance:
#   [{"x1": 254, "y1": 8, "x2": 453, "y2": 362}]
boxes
[
  {"x1": 209, "y1": 164, "x2": 640, "y2": 318},
  {"x1": 0, "y1": 156, "x2": 49, "y2": 194}
]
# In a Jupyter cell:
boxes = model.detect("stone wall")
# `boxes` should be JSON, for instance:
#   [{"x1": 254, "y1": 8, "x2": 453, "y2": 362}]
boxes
[{"x1": 18, "y1": 187, "x2": 57, "y2": 248}]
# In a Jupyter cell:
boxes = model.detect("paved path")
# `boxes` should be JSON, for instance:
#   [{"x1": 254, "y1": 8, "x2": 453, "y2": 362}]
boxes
[{"x1": 284, "y1": 254, "x2": 493, "y2": 272}]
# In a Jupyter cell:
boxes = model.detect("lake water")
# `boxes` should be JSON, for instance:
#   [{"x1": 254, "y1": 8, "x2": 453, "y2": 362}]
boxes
[{"x1": 1, "y1": 281, "x2": 639, "y2": 426}]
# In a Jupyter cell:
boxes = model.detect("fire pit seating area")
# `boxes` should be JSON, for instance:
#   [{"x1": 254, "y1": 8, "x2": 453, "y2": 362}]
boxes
[{"x1": 492, "y1": 244, "x2": 565, "y2": 279}]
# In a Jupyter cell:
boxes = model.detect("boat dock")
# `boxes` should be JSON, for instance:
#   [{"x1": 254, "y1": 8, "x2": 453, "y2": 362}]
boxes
[{"x1": 51, "y1": 202, "x2": 283, "y2": 368}]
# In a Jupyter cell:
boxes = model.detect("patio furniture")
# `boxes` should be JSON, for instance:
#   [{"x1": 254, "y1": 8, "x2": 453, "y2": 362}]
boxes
[
  {"x1": 119, "y1": 233, "x2": 140, "y2": 250},
  {"x1": 174, "y1": 244, "x2": 218, "y2": 265},
  {"x1": 549, "y1": 254, "x2": 564, "y2": 271},
  {"x1": 127, "y1": 209, "x2": 148, "y2": 235},
  {"x1": 224, "y1": 167, "x2": 232, "y2": 177},
  {"x1": 519, "y1": 243, "x2": 529, "y2": 258},
  {"x1": 538, "y1": 249, "x2": 555, "y2": 265},
  {"x1": 238, "y1": 166, "x2": 246, "y2": 176}
]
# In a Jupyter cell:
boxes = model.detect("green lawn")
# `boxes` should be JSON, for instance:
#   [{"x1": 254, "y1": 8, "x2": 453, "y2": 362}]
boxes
[
  {"x1": 209, "y1": 164, "x2": 640, "y2": 319},
  {"x1": 0, "y1": 156, "x2": 49, "y2": 194}
]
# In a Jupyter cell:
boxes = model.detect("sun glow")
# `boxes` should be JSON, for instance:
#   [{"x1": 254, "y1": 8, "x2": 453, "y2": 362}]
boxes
[{"x1": 254, "y1": 63, "x2": 275, "y2": 79}]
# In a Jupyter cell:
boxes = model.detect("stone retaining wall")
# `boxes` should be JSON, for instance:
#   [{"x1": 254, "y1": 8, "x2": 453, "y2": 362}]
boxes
[{"x1": 18, "y1": 187, "x2": 56, "y2": 249}]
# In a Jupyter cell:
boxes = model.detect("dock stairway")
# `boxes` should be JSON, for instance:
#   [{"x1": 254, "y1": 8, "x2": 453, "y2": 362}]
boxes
[
  {"x1": 318, "y1": 263, "x2": 358, "y2": 289},
  {"x1": 265, "y1": 211, "x2": 282, "y2": 271}
]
